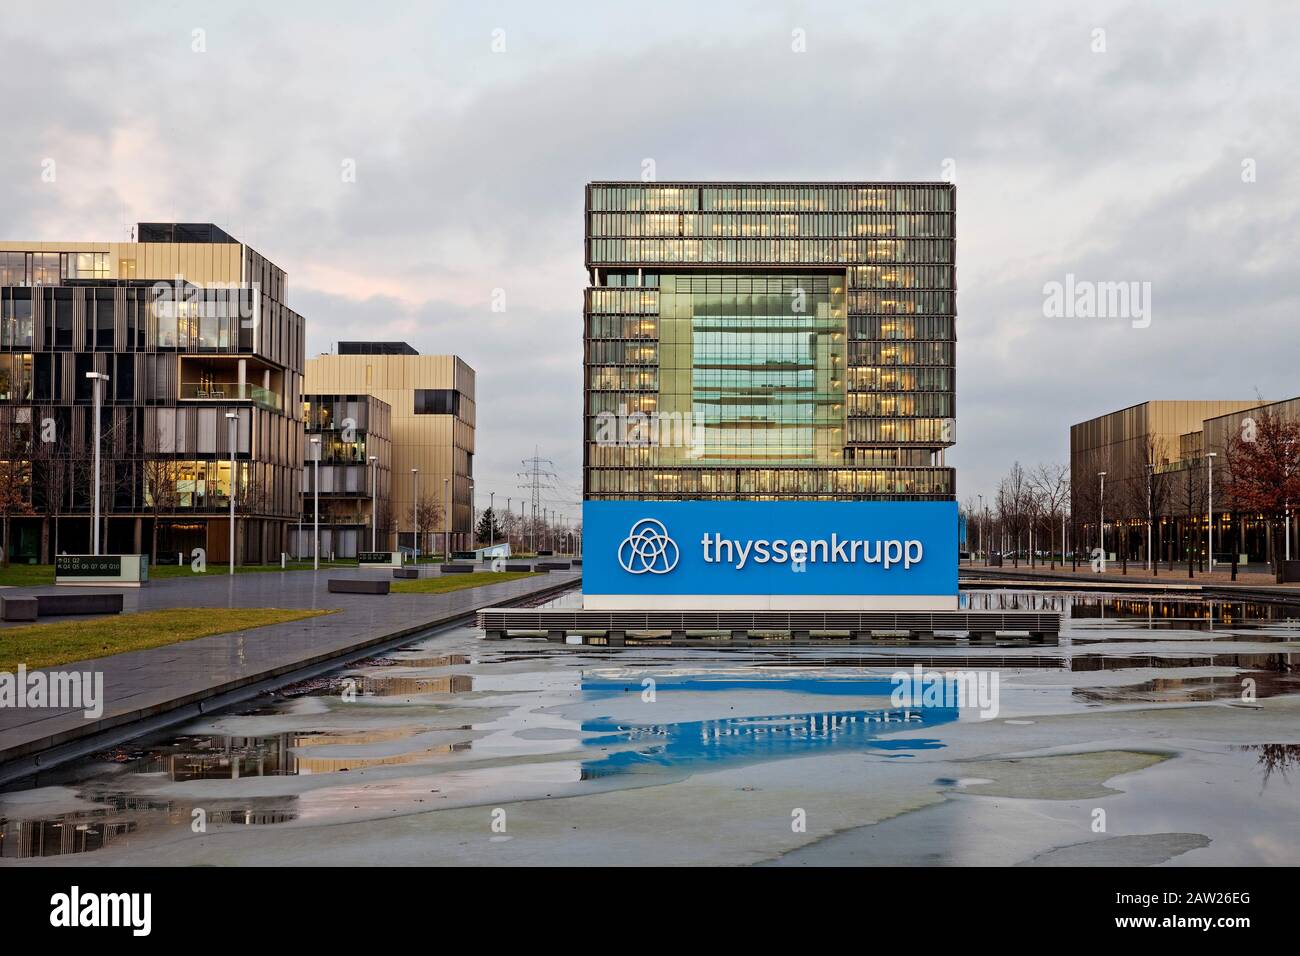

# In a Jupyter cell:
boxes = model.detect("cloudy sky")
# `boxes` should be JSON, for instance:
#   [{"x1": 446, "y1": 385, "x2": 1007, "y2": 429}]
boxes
[{"x1": 4, "y1": 0, "x2": 1297, "y2": 520}]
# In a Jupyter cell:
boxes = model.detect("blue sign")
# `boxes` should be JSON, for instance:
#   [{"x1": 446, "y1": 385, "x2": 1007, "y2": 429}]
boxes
[{"x1": 582, "y1": 500, "x2": 958, "y2": 596}]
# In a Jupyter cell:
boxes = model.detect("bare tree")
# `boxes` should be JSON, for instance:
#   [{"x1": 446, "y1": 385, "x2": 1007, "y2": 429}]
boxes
[
  {"x1": 404, "y1": 494, "x2": 444, "y2": 556},
  {"x1": 142, "y1": 458, "x2": 183, "y2": 566},
  {"x1": 1174, "y1": 461, "x2": 1205, "y2": 578},
  {"x1": 996, "y1": 462, "x2": 1031, "y2": 568},
  {"x1": 1032, "y1": 462, "x2": 1070, "y2": 570}
]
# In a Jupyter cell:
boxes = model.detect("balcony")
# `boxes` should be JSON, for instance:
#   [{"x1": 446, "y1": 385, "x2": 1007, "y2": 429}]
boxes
[
  {"x1": 178, "y1": 355, "x2": 284, "y2": 412},
  {"x1": 180, "y1": 381, "x2": 281, "y2": 411}
]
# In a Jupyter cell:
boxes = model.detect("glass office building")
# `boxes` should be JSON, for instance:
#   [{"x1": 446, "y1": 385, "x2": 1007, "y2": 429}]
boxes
[
  {"x1": 0, "y1": 223, "x2": 306, "y2": 563},
  {"x1": 584, "y1": 182, "x2": 956, "y2": 501}
]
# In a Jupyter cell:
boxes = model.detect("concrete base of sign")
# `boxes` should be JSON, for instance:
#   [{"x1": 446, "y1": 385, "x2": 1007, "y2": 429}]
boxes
[{"x1": 477, "y1": 607, "x2": 1062, "y2": 647}]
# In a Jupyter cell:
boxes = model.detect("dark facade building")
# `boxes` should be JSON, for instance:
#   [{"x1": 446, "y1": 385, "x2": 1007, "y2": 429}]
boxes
[
  {"x1": 583, "y1": 181, "x2": 956, "y2": 502},
  {"x1": 0, "y1": 225, "x2": 305, "y2": 563}
]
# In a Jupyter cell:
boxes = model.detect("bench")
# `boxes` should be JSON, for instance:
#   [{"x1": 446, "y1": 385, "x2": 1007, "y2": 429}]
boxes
[
  {"x1": 439, "y1": 564, "x2": 474, "y2": 574},
  {"x1": 392, "y1": 568, "x2": 419, "y2": 579},
  {"x1": 536, "y1": 562, "x2": 571, "y2": 571},
  {"x1": 1, "y1": 596, "x2": 38, "y2": 622},
  {"x1": 34, "y1": 593, "x2": 124, "y2": 616},
  {"x1": 327, "y1": 579, "x2": 390, "y2": 595},
  {"x1": 504, "y1": 563, "x2": 539, "y2": 573}
]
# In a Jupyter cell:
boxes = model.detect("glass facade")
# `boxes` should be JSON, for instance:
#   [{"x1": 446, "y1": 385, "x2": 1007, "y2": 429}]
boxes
[
  {"x1": 0, "y1": 227, "x2": 306, "y2": 562},
  {"x1": 584, "y1": 182, "x2": 956, "y2": 502}
]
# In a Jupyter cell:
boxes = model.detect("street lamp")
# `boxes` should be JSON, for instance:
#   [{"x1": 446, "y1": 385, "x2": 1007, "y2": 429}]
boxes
[
  {"x1": 1098, "y1": 471, "x2": 1107, "y2": 572},
  {"x1": 411, "y1": 468, "x2": 420, "y2": 562},
  {"x1": 310, "y1": 437, "x2": 321, "y2": 570},
  {"x1": 1206, "y1": 452, "x2": 1217, "y2": 571},
  {"x1": 226, "y1": 412, "x2": 238, "y2": 576},
  {"x1": 488, "y1": 491, "x2": 495, "y2": 547},
  {"x1": 977, "y1": 493, "x2": 983, "y2": 563},
  {"x1": 368, "y1": 455, "x2": 378, "y2": 551},
  {"x1": 85, "y1": 372, "x2": 110, "y2": 556},
  {"x1": 443, "y1": 477, "x2": 450, "y2": 558}
]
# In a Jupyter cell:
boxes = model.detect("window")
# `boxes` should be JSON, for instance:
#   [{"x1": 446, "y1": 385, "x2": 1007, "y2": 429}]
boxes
[{"x1": 414, "y1": 388, "x2": 459, "y2": 415}]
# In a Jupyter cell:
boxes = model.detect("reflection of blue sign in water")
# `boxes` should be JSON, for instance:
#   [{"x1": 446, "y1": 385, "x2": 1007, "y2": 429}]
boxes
[
  {"x1": 579, "y1": 675, "x2": 959, "y2": 778},
  {"x1": 583, "y1": 500, "x2": 958, "y2": 597}
]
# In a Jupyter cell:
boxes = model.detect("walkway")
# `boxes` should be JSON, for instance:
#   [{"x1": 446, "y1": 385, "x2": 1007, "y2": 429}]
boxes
[{"x1": 0, "y1": 567, "x2": 579, "y2": 767}]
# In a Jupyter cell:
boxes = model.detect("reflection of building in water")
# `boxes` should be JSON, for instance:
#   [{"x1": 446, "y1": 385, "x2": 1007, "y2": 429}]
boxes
[
  {"x1": 0, "y1": 794, "x2": 296, "y2": 858},
  {"x1": 355, "y1": 674, "x2": 474, "y2": 697},
  {"x1": 964, "y1": 591, "x2": 1067, "y2": 612},
  {"x1": 0, "y1": 817, "x2": 135, "y2": 858}
]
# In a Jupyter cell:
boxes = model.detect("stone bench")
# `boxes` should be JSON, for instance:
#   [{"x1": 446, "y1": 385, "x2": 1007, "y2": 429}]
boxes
[
  {"x1": 536, "y1": 562, "x2": 571, "y2": 571},
  {"x1": 327, "y1": 578, "x2": 390, "y2": 595},
  {"x1": 439, "y1": 564, "x2": 474, "y2": 574},
  {"x1": 34, "y1": 593, "x2": 124, "y2": 616},
  {"x1": 1, "y1": 596, "x2": 38, "y2": 622},
  {"x1": 392, "y1": 568, "x2": 419, "y2": 579},
  {"x1": 504, "y1": 563, "x2": 539, "y2": 573}
]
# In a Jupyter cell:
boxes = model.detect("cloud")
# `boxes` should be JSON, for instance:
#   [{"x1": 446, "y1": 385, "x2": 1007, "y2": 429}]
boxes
[{"x1": 3, "y1": 0, "x2": 1298, "y2": 511}]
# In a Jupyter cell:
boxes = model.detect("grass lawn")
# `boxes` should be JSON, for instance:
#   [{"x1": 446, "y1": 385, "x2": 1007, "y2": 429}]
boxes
[
  {"x1": 390, "y1": 571, "x2": 539, "y2": 594},
  {"x1": 0, "y1": 607, "x2": 335, "y2": 672},
  {"x1": 0, "y1": 560, "x2": 369, "y2": 587}
]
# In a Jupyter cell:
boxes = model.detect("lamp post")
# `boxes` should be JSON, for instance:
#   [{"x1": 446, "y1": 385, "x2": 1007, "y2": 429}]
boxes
[
  {"x1": 1098, "y1": 471, "x2": 1107, "y2": 572},
  {"x1": 443, "y1": 477, "x2": 450, "y2": 558},
  {"x1": 310, "y1": 437, "x2": 321, "y2": 570},
  {"x1": 411, "y1": 468, "x2": 420, "y2": 562},
  {"x1": 85, "y1": 372, "x2": 110, "y2": 555},
  {"x1": 1286, "y1": 440, "x2": 1296, "y2": 562},
  {"x1": 976, "y1": 493, "x2": 983, "y2": 564},
  {"x1": 368, "y1": 455, "x2": 378, "y2": 551},
  {"x1": 1206, "y1": 452, "x2": 1217, "y2": 572},
  {"x1": 468, "y1": 477, "x2": 475, "y2": 550},
  {"x1": 226, "y1": 412, "x2": 238, "y2": 575},
  {"x1": 488, "y1": 491, "x2": 495, "y2": 547}
]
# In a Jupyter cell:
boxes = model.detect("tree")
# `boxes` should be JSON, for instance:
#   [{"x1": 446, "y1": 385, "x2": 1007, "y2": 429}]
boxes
[
  {"x1": 1032, "y1": 462, "x2": 1070, "y2": 570},
  {"x1": 404, "y1": 494, "x2": 444, "y2": 555},
  {"x1": 373, "y1": 499, "x2": 396, "y2": 552},
  {"x1": 142, "y1": 458, "x2": 183, "y2": 565},
  {"x1": 1174, "y1": 460, "x2": 1205, "y2": 578},
  {"x1": 996, "y1": 462, "x2": 1032, "y2": 568},
  {"x1": 0, "y1": 409, "x2": 34, "y2": 567},
  {"x1": 29, "y1": 410, "x2": 75, "y2": 563},
  {"x1": 475, "y1": 506, "x2": 503, "y2": 546},
  {"x1": 1223, "y1": 407, "x2": 1300, "y2": 583}
]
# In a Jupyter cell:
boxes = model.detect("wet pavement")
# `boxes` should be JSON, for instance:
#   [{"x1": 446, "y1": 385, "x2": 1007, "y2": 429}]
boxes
[{"x1": 2, "y1": 586, "x2": 1298, "y2": 866}]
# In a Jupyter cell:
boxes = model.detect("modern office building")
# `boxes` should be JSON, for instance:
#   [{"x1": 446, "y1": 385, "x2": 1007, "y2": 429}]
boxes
[
  {"x1": 1070, "y1": 399, "x2": 1297, "y2": 564},
  {"x1": 0, "y1": 223, "x2": 305, "y2": 563},
  {"x1": 304, "y1": 345, "x2": 476, "y2": 552},
  {"x1": 295, "y1": 393, "x2": 392, "y2": 559},
  {"x1": 583, "y1": 181, "x2": 956, "y2": 503}
]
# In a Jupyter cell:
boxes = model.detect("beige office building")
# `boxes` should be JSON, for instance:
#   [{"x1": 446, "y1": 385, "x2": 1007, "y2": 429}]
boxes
[
  {"x1": 1070, "y1": 399, "x2": 1289, "y2": 564},
  {"x1": 305, "y1": 343, "x2": 475, "y2": 552}
]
